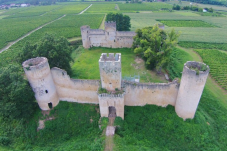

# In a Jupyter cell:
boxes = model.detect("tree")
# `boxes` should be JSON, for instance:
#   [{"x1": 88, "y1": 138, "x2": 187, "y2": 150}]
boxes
[
  {"x1": 105, "y1": 13, "x2": 131, "y2": 31},
  {"x1": 172, "y1": 4, "x2": 181, "y2": 10},
  {"x1": 0, "y1": 64, "x2": 37, "y2": 120},
  {"x1": 19, "y1": 33, "x2": 73, "y2": 75},
  {"x1": 132, "y1": 25, "x2": 180, "y2": 71}
]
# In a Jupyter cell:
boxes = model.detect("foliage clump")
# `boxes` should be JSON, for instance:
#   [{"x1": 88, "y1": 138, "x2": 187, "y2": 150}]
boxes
[
  {"x1": 19, "y1": 33, "x2": 74, "y2": 75},
  {"x1": 106, "y1": 12, "x2": 131, "y2": 31},
  {"x1": 132, "y1": 24, "x2": 180, "y2": 71},
  {"x1": 0, "y1": 64, "x2": 37, "y2": 120}
]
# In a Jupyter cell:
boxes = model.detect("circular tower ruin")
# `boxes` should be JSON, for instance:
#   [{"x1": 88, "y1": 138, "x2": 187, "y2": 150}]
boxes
[
  {"x1": 22, "y1": 57, "x2": 59, "y2": 110},
  {"x1": 175, "y1": 61, "x2": 210, "y2": 120}
]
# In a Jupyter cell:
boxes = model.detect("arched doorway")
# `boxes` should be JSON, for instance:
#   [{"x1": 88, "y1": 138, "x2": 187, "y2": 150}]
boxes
[
  {"x1": 108, "y1": 106, "x2": 116, "y2": 118},
  {"x1": 48, "y1": 102, "x2": 53, "y2": 109}
]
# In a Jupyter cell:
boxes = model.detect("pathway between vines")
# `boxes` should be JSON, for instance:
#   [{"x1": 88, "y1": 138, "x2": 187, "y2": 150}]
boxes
[{"x1": 0, "y1": 4, "x2": 92, "y2": 53}]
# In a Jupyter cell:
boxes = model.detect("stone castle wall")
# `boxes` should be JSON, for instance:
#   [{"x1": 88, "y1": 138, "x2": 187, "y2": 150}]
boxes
[
  {"x1": 80, "y1": 21, "x2": 136, "y2": 49},
  {"x1": 123, "y1": 80, "x2": 179, "y2": 107},
  {"x1": 23, "y1": 55, "x2": 209, "y2": 120},
  {"x1": 51, "y1": 67, "x2": 100, "y2": 104}
]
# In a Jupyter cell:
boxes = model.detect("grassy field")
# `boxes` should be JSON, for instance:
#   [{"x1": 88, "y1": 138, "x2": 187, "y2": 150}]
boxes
[
  {"x1": 195, "y1": 49, "x2": 227, "y2": 90},
  {"x1": 118, "y1": 2, "x2": 172, "y2": 12},
  {"x1": 0, "y1": 102, "x2": 104, "y2": 150},
  {"x1": 127, "y1": 12, "x2": 227, "y2": 43},
  {"x1": 157, "y1": 20, "x2": 217, "y2": 27},
  {"x1": 71, "y1": 47, "x2": 166, "y2": 83},
  {"x1": 113, "y1": 46, "x2": 227, "y2": 150}
]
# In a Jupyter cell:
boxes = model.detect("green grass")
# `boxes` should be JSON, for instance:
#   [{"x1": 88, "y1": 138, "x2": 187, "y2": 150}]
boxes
[
  {"x1": 113, "y1": 45, "x2": 227, "y2": 150},
  {"x1": 195, "y1": 49, "x2": 227, "y2": 90},
  {"x1": 118, "y1": 2, "x2": 172, "y2": 12},
  {"x1": 85, "y1": 3, "x2": 118, "y2": 13},
  {"x1": 157, "y1": 20, "x2": 217, "y2": 27},
  {"x1": 114, "y1": 88, "x2": 227, "y2": 150},
  {"x1": 178, "y1": 41, "x2": 227, "y2": 50},
  {"x1": 71, "y1": 47, "x2": 166, "y2": 83},
  {"x1": 0, "y1": 102, "x2": 104, "y2": 150},
  {"x1": 167, "y1": 47, "x2": 193, "y2": 80},
  {"x1": 127, "y1": 12, "x2": 227, "y2": 43}
]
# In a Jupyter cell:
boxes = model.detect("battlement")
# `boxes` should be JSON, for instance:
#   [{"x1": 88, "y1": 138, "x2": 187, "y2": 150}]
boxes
[
  {"x1": 89, "y1": 29, "x2": 105, "y2": 35},
  {"x1": 116, "y1": 31, "x2": 137, "y2": 36},
  {"x1": 104, "y1": 21, "x2": 116, "y2": 28},
  {"x1": 99, "y1": 53, "x2": 121, "y2": 62},
  {"x1": 80, "y1": 25, "x2": 90, "y2": 30},
  {"x1": 98, "y1": 93, "x2": 125, "y2": 98}
]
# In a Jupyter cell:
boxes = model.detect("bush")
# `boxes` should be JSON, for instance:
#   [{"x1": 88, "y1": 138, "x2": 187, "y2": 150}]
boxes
[{"x1": 0, "y1": 136, "x2": 11, "y2": 146}]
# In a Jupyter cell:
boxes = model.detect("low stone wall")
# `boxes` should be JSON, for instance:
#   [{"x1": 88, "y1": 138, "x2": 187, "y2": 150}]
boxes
[
  {"x1": 51, "y1": 67, "x2": 100, "y2": 104},
  {"x1": 123, "y1": 80, "x2": 179, "y2": 107}
]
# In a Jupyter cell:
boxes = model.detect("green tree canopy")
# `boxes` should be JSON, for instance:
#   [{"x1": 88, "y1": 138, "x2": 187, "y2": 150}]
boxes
[
  {"x1": 19, "y1": 33, "x2": 73, "y2": 75},
  {"x1": 0, "y1": 64, "x2": 37, "y2": 120},
  {"x1": 132, "y1": 24, "x2": 180, "y2": 71},
  {"x1": 105, "y1": 12, "x2": 131, "y2": 31}
]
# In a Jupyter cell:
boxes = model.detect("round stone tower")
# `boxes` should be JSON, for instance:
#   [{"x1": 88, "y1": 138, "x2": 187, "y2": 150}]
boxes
[
  {"x1": 175, "y1": 61, "x2": 210, "y2": 120},
  {"x1": 22, "y1": 57, "x2": 59, "y2": 110}
]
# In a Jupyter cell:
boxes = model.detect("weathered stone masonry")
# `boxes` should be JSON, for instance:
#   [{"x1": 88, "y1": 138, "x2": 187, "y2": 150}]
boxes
[
  {"x1": 22, "y1": 53, "x2": 210, "y2": 120},
  {"x1": 81, "y1": 21, "x2": 136, "y2": 49}
]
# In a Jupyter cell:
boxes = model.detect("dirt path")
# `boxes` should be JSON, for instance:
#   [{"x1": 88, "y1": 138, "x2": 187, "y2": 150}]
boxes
[
  {"x1": 79, "y1": 4, "x2": 92, "y2": 14},
  {"x1": 177, "y1": 46, "x2": 227, "y2": 107},
  {"x1": 99, "y1": 14, "x2": 106, "y2": 30},
  {"x1": 115, "y1": 4, "x2": 120, "y2": 10},
  {"x1": 0, "y1": 14, "x2": 66, "y2": 53},
  {"x1": 104, "y1": 117, "x2": 115, "y2": 151}
]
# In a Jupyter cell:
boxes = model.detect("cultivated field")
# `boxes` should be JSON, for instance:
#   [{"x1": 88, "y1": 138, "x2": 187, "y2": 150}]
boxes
[
  {"x1": 157, "y1": 20, "x2": 217, "y2": 27},
  {"x1": 0, "y1": 15, "x2": 61, "y2": 50},
  {"x1": 127, "y1": 12, "x2": 227, "y2": 43},
  {"x1": 118, "y1": 2, "x2": 172, "y2": 12},
  {"x1": 0, "y1": 14, "x2": 104, "y2": 67},
  {"x1": 85, "y1": 3, "x2": 118, "y2": 13},
  {"x1": 4, "y1": 5, "x2": 61, "y2": 18},
  {"x1": 195, "y1": 49, "x2": 227, "y2": 90},
  {"x1": 0, "y1": 2, "x2": 227, "y2": 150}
]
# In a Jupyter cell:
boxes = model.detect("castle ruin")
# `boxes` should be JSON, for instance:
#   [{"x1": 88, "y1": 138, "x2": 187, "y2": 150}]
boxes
[
  {"x1": 22, "y1": 53, "x2": 210, "y2": 120},
  {"x1": 80, "y1": 21, "x2": 136, "y2": 49}
]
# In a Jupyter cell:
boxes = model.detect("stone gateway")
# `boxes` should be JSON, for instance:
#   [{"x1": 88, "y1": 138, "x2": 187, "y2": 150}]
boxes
[{"x1": 22, "y1": 53, "x2": 209, "y2": 120}]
